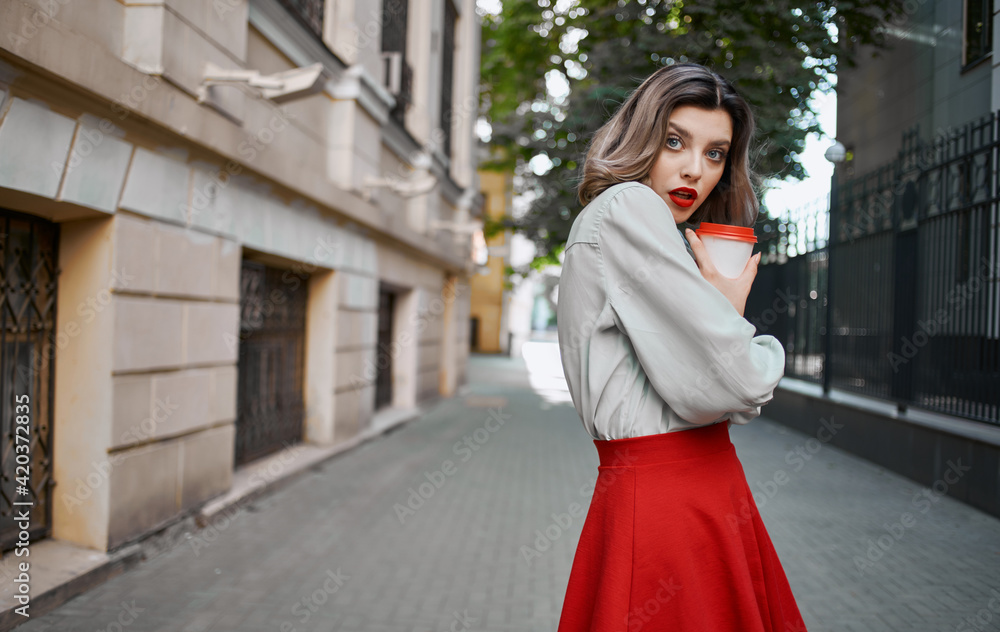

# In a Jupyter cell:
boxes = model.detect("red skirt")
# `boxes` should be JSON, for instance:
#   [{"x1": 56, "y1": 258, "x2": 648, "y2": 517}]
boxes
[{"x1": 557, "y1": 421, "x2": 808, "y2": 632}]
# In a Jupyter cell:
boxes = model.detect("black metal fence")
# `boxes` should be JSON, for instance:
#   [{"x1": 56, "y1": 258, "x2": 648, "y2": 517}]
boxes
[{"x1": 747, "y1": 112, "x2": 1000, "y2": 425}]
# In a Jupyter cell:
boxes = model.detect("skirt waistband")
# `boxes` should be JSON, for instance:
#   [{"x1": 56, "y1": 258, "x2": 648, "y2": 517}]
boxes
[{"x1": 593, "y1": 420, "x2": 732, "y2": 467}]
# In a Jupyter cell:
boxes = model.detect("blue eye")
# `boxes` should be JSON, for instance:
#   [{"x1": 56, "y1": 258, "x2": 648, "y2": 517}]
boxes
[
  {"x1": 708, "y1": 149, "x2": 726, "y2": 162},
  {"x1": 666, "y1": 136, "x2": 682, "y2": 149}
]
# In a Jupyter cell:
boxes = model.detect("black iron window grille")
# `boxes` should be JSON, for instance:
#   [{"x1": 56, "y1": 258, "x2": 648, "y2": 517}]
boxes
[
  {"x1": 0, "y1": 210, "x2": 58, "y2": 551},
  {"x1": 235, "y1": 261, "x2": 307, "y2": 466},
  {"x1": 277, "y1": 0, "x2": 325, "y2": 41},
  {"x1": 382, "y1": 0, "x2": 412, "y2": 125},
  {"x1": 375, "y1": 288, "x2": 395, "y2": 409},
  {"x1": 440, "y1": 0, "x2": 457, "y2": 158}
]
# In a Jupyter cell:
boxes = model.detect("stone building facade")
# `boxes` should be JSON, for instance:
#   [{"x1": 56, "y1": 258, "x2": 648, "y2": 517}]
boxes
[{"x1": 0, "y1": 0, "x2": 481, "y2": 554}]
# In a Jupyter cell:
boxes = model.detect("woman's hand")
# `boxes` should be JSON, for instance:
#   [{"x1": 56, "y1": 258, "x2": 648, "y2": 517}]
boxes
[{"x1": 684, "y1": 228, "x2": 760, "y2": 317}]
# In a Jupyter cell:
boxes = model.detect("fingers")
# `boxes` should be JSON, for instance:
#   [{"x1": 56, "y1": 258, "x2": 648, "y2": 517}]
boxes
[
  {"x1": 739, "y1": 253, "x2": 760, "y2": 279},
  {"x1": 684, "y1": 228, "x2": 701, "y2": 248},
  {"x1": 738, "y1": 252, "x2": 760, "y2": 281},
  {"x1": 685, "y1": 228, "x2": 712, "y2": 272},
  {"x1": 683, "y1": 228, "x2": 701, "y2": 267}
]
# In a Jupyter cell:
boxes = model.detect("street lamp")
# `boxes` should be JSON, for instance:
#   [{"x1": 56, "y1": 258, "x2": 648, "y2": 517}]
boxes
[
  {"x1": 821, "y1": 141, "x2": 847, "y2": 397},
  {"x1": 824, "y1": 140, "x2": 847, "y2": 163}
]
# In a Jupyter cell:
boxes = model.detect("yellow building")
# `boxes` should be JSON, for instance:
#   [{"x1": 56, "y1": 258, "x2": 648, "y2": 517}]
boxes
[{"x1": 469, "y1": 169, "x2": 513, "y2": 353}]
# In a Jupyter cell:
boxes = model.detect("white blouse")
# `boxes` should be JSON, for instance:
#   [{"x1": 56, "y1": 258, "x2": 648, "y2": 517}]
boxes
[{"x1": 555, "y1": 181, "x2": 786, "y2": 440}]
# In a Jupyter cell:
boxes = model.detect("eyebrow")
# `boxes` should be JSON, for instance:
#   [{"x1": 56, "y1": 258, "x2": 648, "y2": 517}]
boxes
[{"x1": 668, "y1": 122, "x2": 731, "y2": 148}]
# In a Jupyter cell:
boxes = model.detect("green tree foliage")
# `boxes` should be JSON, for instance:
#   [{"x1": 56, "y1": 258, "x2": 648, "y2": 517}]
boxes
[{"x1": 479, "y1": 0, "x2": 905, "y2": 273}]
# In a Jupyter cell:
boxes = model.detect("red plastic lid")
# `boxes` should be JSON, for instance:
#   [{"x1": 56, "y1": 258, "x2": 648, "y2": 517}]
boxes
[{"x1": 694, "y1": 222, "x2": 757, "y2": 243}]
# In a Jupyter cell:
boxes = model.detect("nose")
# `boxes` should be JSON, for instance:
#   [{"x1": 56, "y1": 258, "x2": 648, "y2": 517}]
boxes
[{"x1": 681, "y1": 154, "x2": 702, "y2": 181}]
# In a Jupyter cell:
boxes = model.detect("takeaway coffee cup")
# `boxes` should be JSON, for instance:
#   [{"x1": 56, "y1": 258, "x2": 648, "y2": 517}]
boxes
[{"x1": 693, "y1": 222, "x2": 758, "y2": 279}]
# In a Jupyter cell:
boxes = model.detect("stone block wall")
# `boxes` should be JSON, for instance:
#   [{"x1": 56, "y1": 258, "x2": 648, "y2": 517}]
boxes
[{"x1": 106, "y1": 213, "x2": 240, "y2": 548}]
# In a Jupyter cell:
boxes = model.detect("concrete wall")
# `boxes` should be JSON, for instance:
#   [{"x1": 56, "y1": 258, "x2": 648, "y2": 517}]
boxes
[
  {"x1": 837, "y1": 0, "x2": 992, "y2": 176},
  {"x1": 769, "y1": 381, "x2": 1000, "y2": 520},
  {"x1": 0, "y1": 0, "x2": 479, "y2": 552},
  {"x1": 48, "y1": 208, "x2": 241, "y2": 550}
]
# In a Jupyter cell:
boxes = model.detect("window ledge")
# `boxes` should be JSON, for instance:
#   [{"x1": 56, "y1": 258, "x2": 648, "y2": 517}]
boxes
[{"x1": 960, "y1": 52, "x2": 991, "y2": 75}]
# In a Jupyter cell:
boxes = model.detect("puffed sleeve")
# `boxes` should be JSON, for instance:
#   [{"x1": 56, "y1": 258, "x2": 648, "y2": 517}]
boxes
[{"x1": 597, "y1": 183, "x2": 785, "y2": 426}]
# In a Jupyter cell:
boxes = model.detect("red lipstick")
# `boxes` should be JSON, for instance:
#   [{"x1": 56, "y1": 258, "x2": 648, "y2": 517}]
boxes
[{"x1": 668, "y1": 187, "x2": 697, "y2": 208}]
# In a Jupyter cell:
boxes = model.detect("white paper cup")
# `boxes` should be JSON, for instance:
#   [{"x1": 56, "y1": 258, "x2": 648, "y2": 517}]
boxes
[{"x1": 694, "y1": 223, "x2": 758, "y2": 279}]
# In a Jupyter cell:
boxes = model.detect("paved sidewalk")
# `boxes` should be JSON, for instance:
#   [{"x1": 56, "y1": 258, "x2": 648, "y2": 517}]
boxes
[{"x1": 11, "y1": 345, "x2": 1000, "y2": 632}]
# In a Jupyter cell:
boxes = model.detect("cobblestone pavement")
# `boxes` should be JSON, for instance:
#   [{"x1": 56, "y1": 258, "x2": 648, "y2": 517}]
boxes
[{"x1": 14, "y1": 345, "x2": 1000, "y2": 632}]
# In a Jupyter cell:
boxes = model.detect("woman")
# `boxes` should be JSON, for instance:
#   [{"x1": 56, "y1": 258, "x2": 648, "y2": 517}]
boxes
[{"x1": 555, "y1": 62, "x2": 809, "y2": 631}]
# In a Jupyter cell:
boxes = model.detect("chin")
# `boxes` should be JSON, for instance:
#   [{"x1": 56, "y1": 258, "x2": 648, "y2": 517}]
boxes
[
  {"x1": 675, "y1": 209, "x2": 697, "y2": 224},
  {"x1": 662, "y1": 195, "x2": 699, "y2": 221},
  {"x1": 681, "y1": 204, "x2": 702, "y2": 224}
]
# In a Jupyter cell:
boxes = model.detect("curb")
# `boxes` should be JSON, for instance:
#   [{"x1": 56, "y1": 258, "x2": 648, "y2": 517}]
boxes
[{"x1": 0, "y1": 544, "x2": 143, "y2": 632}]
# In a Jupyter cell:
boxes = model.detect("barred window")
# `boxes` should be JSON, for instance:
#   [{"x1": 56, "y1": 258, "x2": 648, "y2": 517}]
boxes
[
  {"x1": 382, "y1": 0, "x2": 412, "y2": 124},
  {"x1": 277, "y1": 0, "x2": 324, "y2": 40},
  {"x1": 440, "y1": 0, "x2": 457, "y2": 158}
]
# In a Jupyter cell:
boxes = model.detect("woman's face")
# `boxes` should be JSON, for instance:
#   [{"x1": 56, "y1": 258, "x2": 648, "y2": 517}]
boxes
[{"x1": 647, "y1": 105, "x2": 733, "y2": 224}]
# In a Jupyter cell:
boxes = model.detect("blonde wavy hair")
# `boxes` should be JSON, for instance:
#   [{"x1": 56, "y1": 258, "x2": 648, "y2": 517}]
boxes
[{"x1": 577, "y1": 63, "x2": 761, "y2": 227}]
